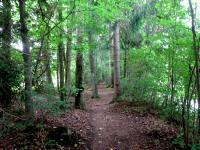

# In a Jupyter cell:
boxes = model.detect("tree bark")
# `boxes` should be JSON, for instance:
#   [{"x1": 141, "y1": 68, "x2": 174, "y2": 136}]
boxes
[
  {"x1": 113, "y1": 21, "x2": 121, "y2": 100},
  {"x1": 65, "y1": 0, "x2": 74, "y2": 92},
  {"x1": 0, "y1": 0, "x2": 12, "y2": 107},
  {"x1": 188, "y1": 0, "x2": 200, "y2": 134},
  {"x1": 57, "y1": 51, "x2": 60, "y2": 91},
  {"x1": 65, "y1": 30, "x2": 72, "y2": 90},
  {"x1": 75, "y1": 30, "x2": 84, "y2": 109},
  {"x1": 124, "y1": 44, "x2": 127, "y2": 78},
  {"x1": 19, "y1": 0, "x2": 33, "y2": 115},
  {"x1": 109, "y1": 24, "x2": 114, "y2": 88},
  {"x1": 42, "y1": 36, "x2": 53, "y2": 86},
  {"x1": 58, "y1": 6, "x2": 65, "y2": 101},
  {"x1": 88, "y1": 31, "x2": 99, "y2": 98}
]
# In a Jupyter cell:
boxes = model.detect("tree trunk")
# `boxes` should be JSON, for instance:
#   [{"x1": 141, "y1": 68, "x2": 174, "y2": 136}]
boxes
[
  {"x1": 182, "y1": 65, "x2": 194, "y2": 148},
  {"x1": 58, "y1": 43, "x2": 65, "y2": 100},
  {"x1": 19, "y1": 0, "x2": 33, "y2": 115},
  {"x1": 65, "y1": 30, "x2": 72, "y2": 90},
  {"x1": 45, "y1": 47, "x2": 53, "y2": 86},
  {"x1": 113, "y1": 21, "x2": 121, "y2": 100},
  {"x1": 43, "y1": 37, "x2": 53, "y2": 86},
  {"x1": 88, "y1": 31, "x2": 99, "y2": 98},
  {"x1": 58, "y1": 6, "x2": 65, "y2": 101},
  {"x1": 109, "y1": 24, "x2": 114, "y2": 88},
  {"x1": 75, "y1": 30, "x2": 84, "y2": 109},
  {"x1": 188, "y1": 0, "x2": 200, "y2": 134},
  {"x1": 124, "y1": 44, "x2": 127, "y2": 78},
  {"x1": 0, "y1": 0, "x2": 12, "y2": 107},
  {"x1": 57, "y1": 51, "x2": 60, "y2": 91},
  {"x1": 65, "y1": 0, "x2": 74, "y2": 92}
]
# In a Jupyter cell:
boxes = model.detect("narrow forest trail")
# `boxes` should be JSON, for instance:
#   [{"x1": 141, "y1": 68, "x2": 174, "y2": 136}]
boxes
[{"x1": 84, "y1": 83, "x2": 176, "y2": 150}]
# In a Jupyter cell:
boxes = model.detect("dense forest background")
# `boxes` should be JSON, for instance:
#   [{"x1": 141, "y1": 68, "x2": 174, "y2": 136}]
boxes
[{"x1": 0, "y1": 0, "x2": 200, "y2": 149}]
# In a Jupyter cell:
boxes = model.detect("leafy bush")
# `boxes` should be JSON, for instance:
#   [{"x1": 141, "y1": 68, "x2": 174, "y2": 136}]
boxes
[
  {"x1": 33, "y1": 85, "x2": 70, "y2": 117},
  {"x1": 0, "y1": 57, "x2": 23, "y2": 106}
]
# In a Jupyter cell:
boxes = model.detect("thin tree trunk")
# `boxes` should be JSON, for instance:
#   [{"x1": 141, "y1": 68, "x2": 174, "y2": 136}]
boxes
[
  {"x1": 124, "y1": 44, "x2": 127, "y2": 78},
  {"x1": 75, "y1": 30, "x2": 84, "y2": 109},
  {"x1": 44, "y1": 19, "x2": 54, "y2": 87},
  {"x1": 65, "y1": 30, "x2": 72, "y2": 90},
  {"x1": 58, "y1": 6, "x2": 65, "y2": 101},
  {"x1": 19, "y1": 0, "x2": 33, "y2": 115},
  {"x1": 109, "y1": 24, "x2": 114, "y2": 88},
  {"x1": 182, "y1": 65, "x2": 194, "y2": 147},
  {"x1": 88, "y1": 32, "x2": 99, "y2": 98},
  {"x1": 58, "y1": 43, "x2": 65, "y2": 100},
  {"x1": 188, "y1": 0, "x2": 200, "y2": 134},
  {"x1": 0, "y1": 0, "x2": 12, "y2": 107},
  {"x1": 43, "y1": 37, "x2": 53, "y2": 86},
  {"x1": 45, "y1": 42, "x2": 53, "y2": 86},
  {"x1": 113, "y1": 21, "x2": 121, "y2": 100},
  {"x1": 45, "y1": 47, "x2": 53, "y2": 86},
  {"x1": 170, "y1": 65, "x2": 175, "y2": 117},
  {"x1": 57, "y1": 51, "x2": 60, "y2": 91}
]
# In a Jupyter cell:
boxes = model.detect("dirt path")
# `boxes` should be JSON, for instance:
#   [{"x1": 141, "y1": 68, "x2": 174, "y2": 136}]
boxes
[
  {"x1": 85, "y1": 83, "x2": 176, "y2": 150},
  {"x1": 87, "y1": 84, "x2": 120, "y2": 150}
]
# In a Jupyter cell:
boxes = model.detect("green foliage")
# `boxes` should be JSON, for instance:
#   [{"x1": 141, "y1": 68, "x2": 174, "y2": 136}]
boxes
[
  {"x1": 0, "y1": 55, "x2": 23, "y2": 101},
  {"x1": 122, "y1": 47, "x2": 160, "y2": 103},
  {"x1": 34, "y1": 94, "x2": 69, "y2": 116},
  {"x1": 172, "y1": 134, "x2": 185, "y2": 149},
  {"x1": 192, "y1": 144, "x2": 200, "y2": 150},
  {"x1": 121, "y1": 0, "x2": 200, "y2": 148},
  {"x1": 33, "y1": 85, "x2": 69, "y2": 117}
]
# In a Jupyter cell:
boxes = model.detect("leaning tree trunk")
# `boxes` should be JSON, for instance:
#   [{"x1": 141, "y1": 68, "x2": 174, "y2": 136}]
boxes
[
  {"x1": 19, "y1": 0, "x2": 33, "y2": 115},
  {"x1": 88, "y1": 31, "x2": 99, "y2": 98},
  {"x1": 188, "y1": 0, "x2": 200, "y2": 134},
  {"x1": 0, "y1": 0, "x2": 12, "y2": 107},
  {"x1": 113, "y1": 21, "x2": 121, "y2": 100},
  {"x1": 58, "y1": 6, "x2": 65, "y2": 101},
  {"x1": 75, "y1": 30, "x2": 84, "y2": 109}
]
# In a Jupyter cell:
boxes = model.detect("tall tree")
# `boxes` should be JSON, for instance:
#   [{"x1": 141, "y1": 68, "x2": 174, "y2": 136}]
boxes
[
  {"x1": 113, "y1": 21, "x2": 121, "y2": 99},
  {"x1": 75, "y1": 29, "x2": 84, "y2": 109},
  {"x1": 65, "y1": 0, "x2": 74, "y2": 92},
  {"x1": 44, "y1": 39, "x2": 53, "y2": 86},
  {"x1": 188, "y1": 0, "x2": 200, "y2": 134},
  {"x1": 88, "y1": 31, "x2": 99, "y2": 98},
  {"x1": 109, "y1": 24, "x2": 114, "y2": 88},
  {"x1": 65, "y1": 29, "x2": 72, "y2": 90},
  {"x1": 58, "y1": 4, "x2": 65, "y2": 101},
  {"x1": 88, "y1": 0, "x2": 99, "y2": 98},
  {"x1": 0, "y1": 0, "x2": 12, "y2": 107},
  {"x1": 38, "y1": 0, "x2": 54, "y2": 87},
  {"x1": 18, "y1": 0, "x2": 33, "y2": 115}
]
